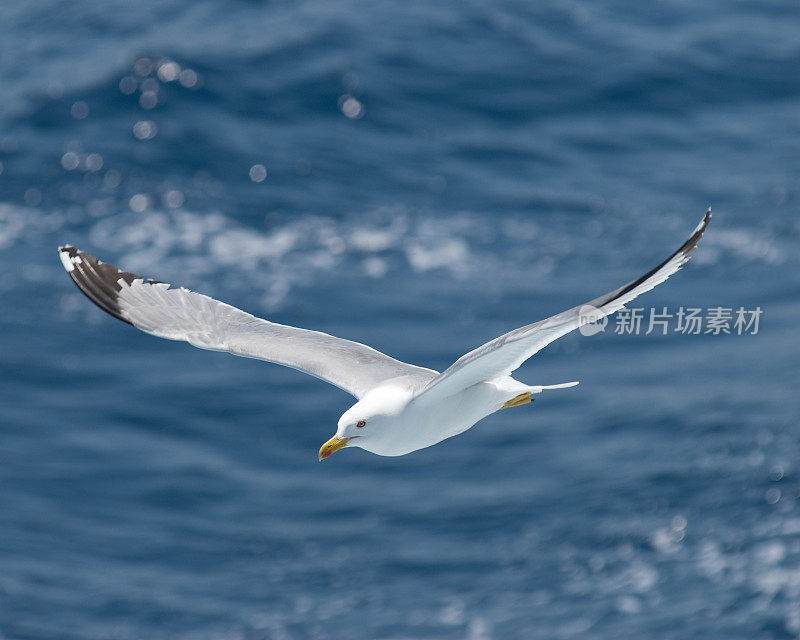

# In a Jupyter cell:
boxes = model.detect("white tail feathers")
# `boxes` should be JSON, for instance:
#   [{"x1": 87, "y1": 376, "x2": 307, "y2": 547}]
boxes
[{"x1": 530, "y1": 381, "x2": 580, "y2": 394}]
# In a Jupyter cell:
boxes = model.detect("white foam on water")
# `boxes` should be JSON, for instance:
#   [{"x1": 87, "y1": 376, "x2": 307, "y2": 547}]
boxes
[
  {"x1": 0, "y1": 203, "x2": 54, "y2": 249},
  {"x1": 75, "y1": 207, "x2": 498, "y2": 309},
  {"x1": 698, "y1": 226, "x2": 786, "y2": 265},
  {"x1": 3, "y1": 199, "x2": 791, "y2": 319}
]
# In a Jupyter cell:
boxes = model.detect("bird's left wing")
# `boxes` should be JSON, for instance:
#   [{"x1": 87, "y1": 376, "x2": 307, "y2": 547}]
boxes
[
  {"x1": 58, "y1": 246, "x2": 437, "y2": 399},
  {"x1": 414, "y1": 210, "x2": 711, "y2": 404}
]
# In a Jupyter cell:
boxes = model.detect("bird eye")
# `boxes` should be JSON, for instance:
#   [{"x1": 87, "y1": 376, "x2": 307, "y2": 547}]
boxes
[{"x1": 356, "y1": 420, "x2": 366, "y2": 428}]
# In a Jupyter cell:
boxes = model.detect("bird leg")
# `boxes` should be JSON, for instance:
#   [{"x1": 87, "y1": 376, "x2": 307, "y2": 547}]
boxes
[{"x1": 502, "y1": 392, "x2": 532, "y2": 409}]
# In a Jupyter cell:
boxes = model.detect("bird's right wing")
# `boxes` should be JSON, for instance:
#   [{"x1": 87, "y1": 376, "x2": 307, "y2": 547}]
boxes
[
  {"x1": 414, "y1": 210, "x2": 711, "y2": 404},
  {"x1": 58, "y1": 246, "x2": 437, "y2": 399}
]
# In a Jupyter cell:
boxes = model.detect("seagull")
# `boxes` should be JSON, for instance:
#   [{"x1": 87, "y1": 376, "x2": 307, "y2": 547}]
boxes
[{"x1": 59, "y1": 210, "x2": 710, "y2": 460}]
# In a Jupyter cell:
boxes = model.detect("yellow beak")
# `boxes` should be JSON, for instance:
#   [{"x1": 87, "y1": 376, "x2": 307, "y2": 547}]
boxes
[{"x1": 318, "y1": 435, "x2": 357, "y2": 461}]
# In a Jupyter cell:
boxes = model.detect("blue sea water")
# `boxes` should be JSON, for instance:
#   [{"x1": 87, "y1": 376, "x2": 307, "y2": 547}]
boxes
[{"x1": 1, "y1": 1, "x2": 799, "y2": 638}]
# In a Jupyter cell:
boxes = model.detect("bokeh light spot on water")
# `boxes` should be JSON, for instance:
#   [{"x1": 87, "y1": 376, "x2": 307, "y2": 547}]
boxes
[
  {"x1": 103, "y1": 170, "x2": 121, "y2": 190},
  {"x1": 139, "y1": 77, "x2": 157, "y2": 93},
  {"x1": 61, "y1": 152, "x2": 79, "y2": 171},
  {"x1": 157, "y1": 60, "x2": 181, "y2": 82},
  {"x1": 178, "y1": 68, "x2": 200, "y2": 88},
  {"x1": 139, "y1": 91, "x2": 159, "y2": 110},
  {"x1": 133, "y1": 120, "x2": 158, "y2": 140},
  {"x1": 770, "y1": 465, "x2": 784, "y2": 481},
  {"x1": 70, "y1": 101, "x2": 89, "y2": 120},
  {"x1": 85, "y1": 154, "x2": 103, "y2": 172},
  {"x1": 134, "y1": 57, "x2": 154, "y2": 76},
  {"x1": 119, "y1": 76, "x2": 137, "y2": 95},
  {"x1": 338, "y1": 94, "x2": 365, "y2": 119},
  {"x1": 129, "y1": 193, "x2": 149, "y2": 212},
  {"x1": 249, "y1": 164, "x2": 267, "y2": 182},
  {"x1": 164, "y1": 189, "x2": 184, "y2": 208}
]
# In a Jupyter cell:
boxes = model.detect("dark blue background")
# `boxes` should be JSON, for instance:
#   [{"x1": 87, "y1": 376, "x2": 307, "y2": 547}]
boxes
[{"x1": 1, "y1": 2, "x2": 798, "y2": 638}]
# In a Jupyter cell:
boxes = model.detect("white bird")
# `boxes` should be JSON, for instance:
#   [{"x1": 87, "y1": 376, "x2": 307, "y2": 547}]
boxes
[{"x1": 59, "y1": 210, "x2": 710, "y2": 460}]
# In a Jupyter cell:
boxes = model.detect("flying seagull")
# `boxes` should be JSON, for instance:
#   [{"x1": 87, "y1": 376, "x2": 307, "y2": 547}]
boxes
[{"x1": 59, "y1": 210, "x2": 710, "y2": 460}]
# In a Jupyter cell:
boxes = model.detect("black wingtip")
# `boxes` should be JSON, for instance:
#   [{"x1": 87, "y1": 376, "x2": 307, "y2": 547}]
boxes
[
  {"x1": 588, "y1": 209, "x2": 712, "y2": 310},
  {"x1": 58, "y1": 245, "x2": 140, "y2": 325},
  {"x1": 677, "y1": 208, "x2": 712, "y2": 260}
]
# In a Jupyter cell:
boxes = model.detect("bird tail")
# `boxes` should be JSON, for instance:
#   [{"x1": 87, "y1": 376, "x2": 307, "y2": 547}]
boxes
[{"x1": 529, "y1": 381, "x2": 580, "y2": 393}]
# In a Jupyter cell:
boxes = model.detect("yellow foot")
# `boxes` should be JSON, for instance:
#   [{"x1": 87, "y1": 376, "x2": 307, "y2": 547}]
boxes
[{"x1": 502, "y1": 392, "x2": 532, "y2": 409}]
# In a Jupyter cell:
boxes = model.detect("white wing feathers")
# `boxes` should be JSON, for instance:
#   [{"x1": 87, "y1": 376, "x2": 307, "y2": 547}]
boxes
[
  {"x1": 57, "y1": 246, "x2": 437, "y2": 399},
  {"x1": 415, "y1": 210, "x2": 711, "y2": 403}
]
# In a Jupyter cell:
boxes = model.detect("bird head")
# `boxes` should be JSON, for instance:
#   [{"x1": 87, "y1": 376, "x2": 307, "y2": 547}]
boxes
[{"x1": 318, "y1": 385, "x2": 412, "y2": 460}]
